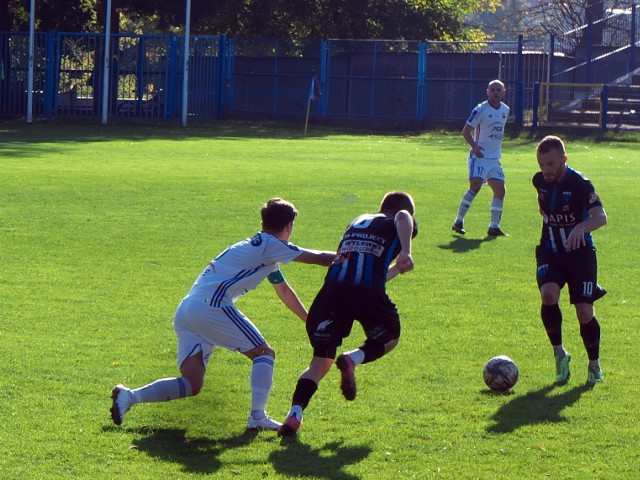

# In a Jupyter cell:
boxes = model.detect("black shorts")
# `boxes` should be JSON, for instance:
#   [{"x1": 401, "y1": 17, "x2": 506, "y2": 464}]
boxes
[
  {"x1": 535, "y1": 246, "x2": 606, "y2": 304},
  {"x1": 306, "y1": 283, "x2": 401, "y2": 358}
]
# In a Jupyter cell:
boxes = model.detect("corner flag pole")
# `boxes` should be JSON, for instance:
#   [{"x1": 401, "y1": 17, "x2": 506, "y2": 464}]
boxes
[
  {"x1": 181, "y1": 0, "x2": 191, "y2": 127},
  {"x1": 26, "y1": 0, "x2": 35, "y2": 124},
  {"x1": 304, "y1": 96, "x2": 312, "y2": 135},
  {"x1": 101, "y1": 0, "x2": 112, "y2": 125},
  {"x1": 304, "y1": 77, "x2": 316, "y2": 135}
]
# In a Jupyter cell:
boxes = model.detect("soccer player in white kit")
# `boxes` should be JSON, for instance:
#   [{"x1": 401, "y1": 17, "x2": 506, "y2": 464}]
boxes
[
  {"x1": 110, "y1": 198, "x2": 340, "y2": 430},
  {"x1": 452, "y1": 79, "x2": 510, "y2": 237}
]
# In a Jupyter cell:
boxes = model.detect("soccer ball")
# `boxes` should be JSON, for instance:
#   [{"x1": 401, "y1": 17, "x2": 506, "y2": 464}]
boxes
[{"x1": 483, "y1": 355, "x2": 519, "y2": 392}]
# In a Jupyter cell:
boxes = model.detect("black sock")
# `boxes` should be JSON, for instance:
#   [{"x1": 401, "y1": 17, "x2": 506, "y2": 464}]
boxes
[
  {"x1": 361, "y1": 339, "x2": 386, "y2": 364},
  {"x1": 541, "y1": 303, "x2": 563, "y2": 346},
  {"x1": 291, "y1": 378, "x2": 318, "y2": 410},
  {"x1": 580, "y1": 317, "x2": 601, "y2": 361}
]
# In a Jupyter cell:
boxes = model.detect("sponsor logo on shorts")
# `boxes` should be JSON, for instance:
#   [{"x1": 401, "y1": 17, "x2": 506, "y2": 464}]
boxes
[
  {"x1": 537, "y1": 264, "x2": 549, "y2": 277},
  {"x1": 316, "y1": 319, "x2": 333, "y2": 332}
]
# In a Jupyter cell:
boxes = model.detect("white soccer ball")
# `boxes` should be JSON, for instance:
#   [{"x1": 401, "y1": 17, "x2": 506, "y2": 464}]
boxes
[{"x1": 483, "y1": 355, "x2": 519, "y2": 392}]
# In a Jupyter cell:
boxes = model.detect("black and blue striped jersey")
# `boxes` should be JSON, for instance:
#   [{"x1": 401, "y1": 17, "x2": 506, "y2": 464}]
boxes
[
  {"x1": 533, "y1": 167, "x2": 603, "y2": 254},
  {"x1": 325, "y1": 213, "x2": 404, "y2": 292}
]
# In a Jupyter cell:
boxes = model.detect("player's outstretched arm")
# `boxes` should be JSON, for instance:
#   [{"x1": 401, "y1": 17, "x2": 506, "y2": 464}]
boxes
[
  {"x1": 293, "y1": 249, "x2": 339, "y2": 266},
  {"x1": 272, "y1": 280, "x2": 308, "y2": 322}
]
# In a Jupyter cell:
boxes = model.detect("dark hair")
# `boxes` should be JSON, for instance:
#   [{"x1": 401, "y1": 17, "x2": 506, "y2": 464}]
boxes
[
  {"x1": 536, "y1": 135, "x2": 566, "y2": 155},
  {"x1": 261, "y1": 198, "x2": 298, "y2": 232},
  {"x1": 379, "y1": 191, "x2": 415, "y2": 215}
]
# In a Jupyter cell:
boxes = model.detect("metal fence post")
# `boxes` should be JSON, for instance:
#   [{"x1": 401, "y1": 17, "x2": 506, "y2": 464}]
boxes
[
  {"x1": 319, "y1": 40, "x2": 327, "y2": 118},
  {"x1": 630, "y1": 4, "x2": 637, "y2": 74},
  {"x1": 548, "y1": 34, "x2": 555, "y2": 83},
  {"x1": 165, "y1": 34, "x2": 178, "y2": 120},
  {"x1": 532, "y1": 82, "x2": 539, "y2": 130},
  {"x1": 215, "y1": 34, "x2": 226, "y2": 119},
  {"x1": 600, "y1": 83, "x2": 608, "y2": 131},
  {"x1": 586, "y1": 21, "x2": 593, "y2": 83},
  {"x1": 416, "y1": 42, "x2": 426, "y2": 120},
  {"x1": 226, "y1": 37, "x2": 235, "y2": 113},
  {"x1": 44, "y1": 31, "x2": 55, "y2": 119},
  {"x1": 136, "y1": 35, "x2": 145, "y2": 114},
  {"x1": 516, "y1": 34, "x2": 524, "y2": 129}
]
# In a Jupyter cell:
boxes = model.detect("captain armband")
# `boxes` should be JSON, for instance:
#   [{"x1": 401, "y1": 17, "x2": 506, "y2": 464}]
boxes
[{"x1": 267, "y1": 269, "x2": 286, "y2": 284}]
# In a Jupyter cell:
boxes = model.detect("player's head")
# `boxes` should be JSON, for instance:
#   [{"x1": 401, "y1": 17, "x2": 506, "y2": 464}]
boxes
[
  {"x1": 261, "y1": 198, "x2": 298, "y2": 235},
  {"x1": 536, "y1": 135, "x2": 568, "y2": 183},
  {"x1": 486, "y1": 80, "x2": 506, "y2": 104},
  {"x1": 537, "y1": 135, "x2": 566, "y2": 156},
  {"x1": 380, "y1": 192, "x2": 418, "y2": 239},
  {"x1": 487, "y1": 79, "x2": 505, "y2": 91},
  {"x1": 380, "y1": 191, "x2": 415, "y2": 216}
]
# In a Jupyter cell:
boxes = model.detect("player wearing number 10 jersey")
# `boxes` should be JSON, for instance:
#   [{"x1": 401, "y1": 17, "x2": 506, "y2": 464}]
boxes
[{"x1": 533, "y1": 135, "x2": 608, "y2": 385}]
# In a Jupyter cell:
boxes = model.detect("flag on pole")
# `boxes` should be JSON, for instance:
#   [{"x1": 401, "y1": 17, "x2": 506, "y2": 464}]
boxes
[
  {"x1": 305, "y1": 76, "x2": 321, "y2": 134},
  {"x1": 308, "y1": 76, "x2": 321, "y2": 101}
]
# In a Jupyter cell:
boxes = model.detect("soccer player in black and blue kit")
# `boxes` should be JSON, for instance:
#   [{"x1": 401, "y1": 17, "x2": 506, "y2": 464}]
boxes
[
  {"x1": 534, "y1": 136, "x2": 607, "y2": 385},
  {"x1": 278, "y1": 192, "x2": 417, "y2": 436}
]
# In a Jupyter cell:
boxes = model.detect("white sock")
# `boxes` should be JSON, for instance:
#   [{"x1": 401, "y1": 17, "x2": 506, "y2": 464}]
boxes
[
  {"x1": 455, "y1": 189, "x2": 477, "y2": 223},
  {"x1": 132, "y1": 377, "x2": 192, "y2": 404},
  {"x1": 343, "y1": 349, "x2": 365, "y2": 366},
  {"x1": 250, "y1": 355, "x2": 274, "y2": 418},
  {"x1": 286, "y1": 404, "x2": 303, "y2": 421},
  {"x1": 490, "y1": 197, "x2": 503, "y2": 228}
]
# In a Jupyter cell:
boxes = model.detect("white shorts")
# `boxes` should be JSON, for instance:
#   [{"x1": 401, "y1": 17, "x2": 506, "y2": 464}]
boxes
[
  {"x1": 468, "y1": 155, "x2": 505, "y2": 183},
  {"x1": 173, "y1": 299, "x2": 266, "y2": 369}
]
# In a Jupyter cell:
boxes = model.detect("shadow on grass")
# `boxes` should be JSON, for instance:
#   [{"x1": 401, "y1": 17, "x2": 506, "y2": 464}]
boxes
[
  {"x1": 0, "y1": 118, "x2": 411, "y2": 152},
  {"x1": 486, "y1": 383, "x2": 594, "y2": 433},
  {"x1": 105, "y1": 426, "x2": 260, "y2": 474},
  {"x1": 271, "y1": 436, "x2": 372, "y2": 480},
  {"x1": 438, "y1": 235, "x2": 496, "y2": 253}
]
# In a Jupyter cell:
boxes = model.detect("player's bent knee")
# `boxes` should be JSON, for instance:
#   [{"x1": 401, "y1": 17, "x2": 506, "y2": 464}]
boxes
[
  {"x1": 181, "y1": 374, "x2": 203, "y2": 396},
  {"x1": 540, "y1": 285, "x2": 560, "y2": 305},
  {"x1": 575, "y1": 304, "x2": 595, "y2": 324},
  {"x1": 469, "y1": 180, "x2": 483, "y2": 192},
  {"x1": 189, "y1": 382, "x2": 203, "y2": 396},
  {"x1": 244, "y1": 343, "x2": 276, "y2": 360},
  {"x1": 384, "y1": 338, "x2": 399, "y2": 354}
]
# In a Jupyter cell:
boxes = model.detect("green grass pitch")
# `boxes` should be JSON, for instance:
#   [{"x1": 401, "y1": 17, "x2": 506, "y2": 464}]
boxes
[{"x1": 1, "y1": 121, "x2": 638, "y2": 479}]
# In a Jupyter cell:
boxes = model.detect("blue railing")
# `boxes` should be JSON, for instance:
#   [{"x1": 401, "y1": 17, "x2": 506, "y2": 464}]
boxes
[{"x1": 0, "y1": 32, "x2": 554, "y2": 126}]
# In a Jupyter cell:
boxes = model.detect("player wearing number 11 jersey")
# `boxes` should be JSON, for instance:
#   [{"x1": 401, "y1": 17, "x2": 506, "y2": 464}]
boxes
[
  {"x1": 452, "y1": 79, "x2": 510, "y2": 237},
  {"x1": 278, "y1": 192, "x2": 418, "y2": 437},
  {"x1": 534, "y1": 136, "x2": 608, "y2": 385}
]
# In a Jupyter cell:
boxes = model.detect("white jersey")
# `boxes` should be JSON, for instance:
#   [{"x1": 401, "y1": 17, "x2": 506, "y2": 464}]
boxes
[
  {"x1": 183, "y1": 231, "x2": 303, "y2": 307},
  {"x1": 465, "y1": 100, "x2": 509, "y2": 160}
]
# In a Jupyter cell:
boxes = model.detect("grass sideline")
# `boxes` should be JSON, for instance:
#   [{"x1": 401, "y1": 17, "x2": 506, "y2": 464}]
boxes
[{"x1": 1, "y1": 121, "x2": 638, "y2": 479}]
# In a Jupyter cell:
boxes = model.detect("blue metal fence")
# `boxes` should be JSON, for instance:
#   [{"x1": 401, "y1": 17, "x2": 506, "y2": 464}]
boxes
[{"x1": 0, "y1": 31, "x2": 573, "y2": 127}]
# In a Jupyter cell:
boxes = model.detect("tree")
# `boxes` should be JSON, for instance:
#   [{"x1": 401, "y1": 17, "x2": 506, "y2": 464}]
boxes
[
  {"x1": 191, "y1": 0, "x2": 501, "y2": 40},
  {"x1": 468, "y1": 0, "x2": 633, "y2": 47},
  {"x1": 4, "y1": 0, "x2": 502, "y2": 42},
  {"x1": 6, "y1": 0, "x2": 96, "y2": 32}
]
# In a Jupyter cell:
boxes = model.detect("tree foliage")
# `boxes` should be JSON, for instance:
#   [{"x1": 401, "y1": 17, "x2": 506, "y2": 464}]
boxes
[
  {"x1": 4, "y1": 0, "x2": 501, "y2": 41},
  {"x1": 469, "y1": 0, "x2": 632, "y2": 45}
]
